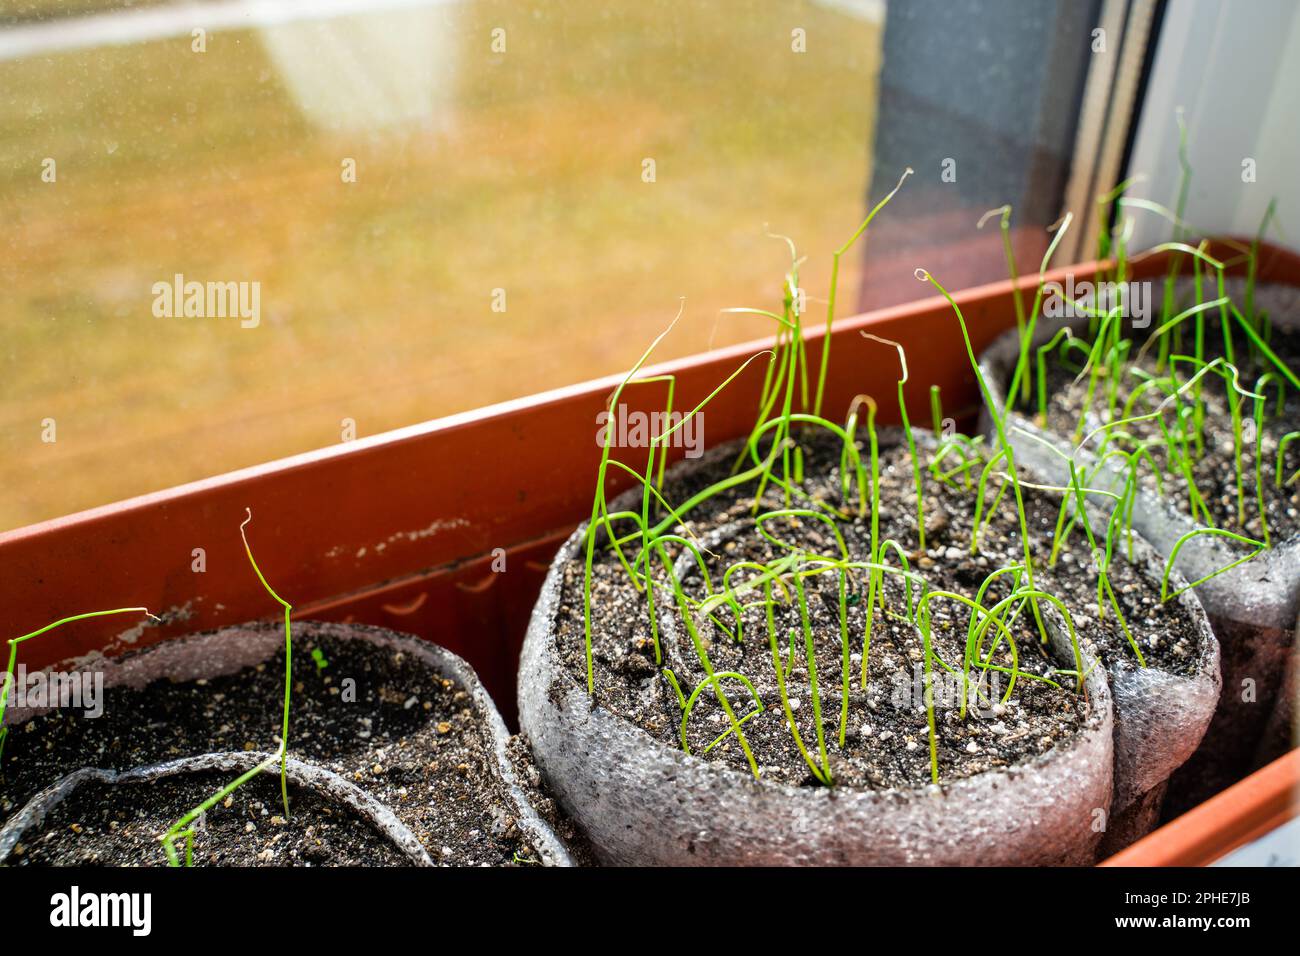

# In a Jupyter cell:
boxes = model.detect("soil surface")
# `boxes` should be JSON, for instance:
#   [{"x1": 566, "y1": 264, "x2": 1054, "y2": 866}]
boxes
[
  {"x1": 555, "y1": 429, "x2": 1200, "y2": 790},
  {"x1": 1026, "y1": 278, "x2": 1300, "y2": 541},
  {"x1": 12, "y1": 771, "x2": 405, "y2": 867},
  {"x1": 2, "y1": 625, "x2": 543, "y2": 866}
]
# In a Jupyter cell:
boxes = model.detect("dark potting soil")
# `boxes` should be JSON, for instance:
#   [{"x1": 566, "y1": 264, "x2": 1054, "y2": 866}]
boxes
[
  {"x1": 872, "y1": 445, "x2": 1205, "y2": 680},
  {"x1": 12, "y1": 771, "x2": 406, "y2": 867},
  {"x1": 555, "y1": 431, "x2": 1200, "y2": 790},
  {"x1": 1, "y1": 626, "x2": 543, "y2": 866},
  {"x1": 1026, "y1": 278, "x2": 1300, "y2": 541}
]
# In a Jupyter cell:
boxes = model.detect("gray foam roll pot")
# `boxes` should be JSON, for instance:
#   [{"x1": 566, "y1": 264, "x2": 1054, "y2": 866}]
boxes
[
  {"x1": 1, "y1": 620, "x2": 573, "y2": 866},
  {"x1": 1089, "y1": 528, "x2": 1219, "y2": 855},
  {"x1": 978, "y1": 281, "x2": 1298, "y2": 815},
  {"x1": 900, "y1": 428, "x2": 1221, "y2": 852},
  {"x1": 0, "y1": 750, "x2": 435, "y2": 865},
  {"x1": 519, "y1": 464, "x2": 1114, "y2": 866}
]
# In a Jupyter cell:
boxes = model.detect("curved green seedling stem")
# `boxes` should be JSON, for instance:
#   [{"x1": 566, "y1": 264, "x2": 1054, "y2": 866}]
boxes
[
  {"x1": 1035, "y1": 327, "x2": 1075, "y2": 422},
  {"x1": 854, "y1": 394, "x2": 883, "y2": 683},
  {"x1": 862, "y1": 333, "x2": 926, "y2": 550},
  {"x1": 1161, "y1": 528, "x2": 1268, "y2": 602},
  {"x1": 767, "y1": 619, "x2": 830, "y2": 786},
  {"x1": 793, "y1": 575, "x2": 832, "y2": 783},
  {"x1": 654, "y1": 538, "x2": 762, "y2": 778},
  {"x1": 1, "y1": 607, "x2": 155, "y2": 766},
  {"x1": 239, "y1": 508, "x2": 294, "y2": 819},
  {"x1": 844, "y1": 395, "x2": 878, "y2": 517},
  {"x1": 618, "y1": 372, "x2": 677, "y2": 491},
  {"x1": 1123, "y1": 235, "x2": 1236, "y2": 370},
  {"x1": 979, "y1": 205, "x2": 1029, "y2": 402},
  {"x1": 1007, "y1": 588, "x2": 1085, "y2": 691},
  {"x1": 1006, "y1": 213, "x2": 1075, "y2": 416},
  {"x1": 767, "y1": 234, "x2": 811, "y2": 410},
  {"x1": 871, "y1": 540, "x2": 919, "y2": 622},
  {"x1": 720, "y1": 560, "x2": 785, "y2": 645},
  {"x1": 1132, "y1": 297, "x2": 1230, "y2": 367},
  {"x1": 161, "y1": 751, "x2": 281, "y2": 867},
  {"x1": 640, "y1": 348, "x2": 776, "y2": 548},
  {"x1": 591, "y1": 511, "x2": 665, "y2": 631},
  {"x1": 1119, "y1": 236, "x2": 1227, "y2": 274},
  {"x1": 698, "y1": 553, "x2": 801, "y2": 619},
  {"x1": 1169, "y1": 354, "x2": 1266, "y2": 527},
  {"x1": 746, "y1": 412, "x2": 867, "y2": 516},
  {"x1": 613, "y1": 439, "x2": 791, "y2": 552},
  {"x1": 662, "y1": 668, "x2": 686, "y2": 708},
  {"x1": 1229, "y1": 303, "x2": 1300, "y2": 392},
  {"x1": 932, "y1": 433, "x2": 984, "y2": 466},
  {"x1": 161, "y1": 508, "x2": 296, "y2": 865},
  {"x1": 1255, "y1": 372, "x2": 1287, "y2": 421},
  {"x1": 725, "y1": 295, "x2": 804, "y2": 503},
  {"x1": 998, "y1": 423, "x2": 1147, "y2": 664},
  {"x1": 1095, "y1": 176, "x2": 1145, "y2": 287},
  {"x1": 1278, "y1": 432, "x2": 1300, "y2": 488},
  {"x1": 587, "y1": 329, "x2": 768, "y2": 689},
  {"x1": 815, "y1": 166, "x2": 912, "y2": 418},
  {"x1": 755, "y1": 508, "x2": 850, "y2": 563},
  {"x1": 970, "y1": 449, "x2": 1008, "y2": 552},
  {"x1": 969, "y1": 585, "x2": 1086, "y2": 689},
  {"x1": 791, "y1": 556, "x2": 925, "y2": 691},
  {"x1": 729, "y1": 310, "x2": 795, "y2": 474},
  {"x1": 597, "y1": 465, "x2": 696, "y2": 589},
  {"x1": 678, "y1": 671, "x2": 765, "y2": 756},
  {"x1": 584, "y1": 304, "x2": 684, "y2": 692},
  {"x1": 1075, "y1": 357, "x2": 1233, "y2": 455},
  {"x1": 918, "y1": 588, "x2": 1024, "y2": 731},
  {"x1": 961, "y1": 565, "x2": 1025, "y2": 713}
]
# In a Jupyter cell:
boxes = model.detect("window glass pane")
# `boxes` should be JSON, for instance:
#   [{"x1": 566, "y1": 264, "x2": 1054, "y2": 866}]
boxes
[{"x1": 1, "y1": 0, "x2": 884, "y2": 529}]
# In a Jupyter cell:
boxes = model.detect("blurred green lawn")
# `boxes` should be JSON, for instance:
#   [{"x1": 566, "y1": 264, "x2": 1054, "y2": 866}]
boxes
[{"x1": 0, "y1": 0, "x2": 880, "y2": 530}]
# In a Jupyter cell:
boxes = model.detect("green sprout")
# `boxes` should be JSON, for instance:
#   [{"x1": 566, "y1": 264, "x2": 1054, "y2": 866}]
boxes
[
  {"x1": 1160, "y1": 528, "x2": 1268, "y2": 602},
  {"x1": 978, "y1": 204, "x2": 1029, "y2": 405},
  {"x1": 814, "y1": 166, "x2": 912, "y2": 418},
  {"x1": 1, "y1": 607, "x2": 156, "y2": 767},
  {"x1": 862, "y1": 333, "x2": 926, "y2": 551},
  {"x1": 160, "y1": 508, "x2": 294, "y2": 866},
  {"x1": 1277, "y1": 432, "x2": 1300, "y2": 488}
]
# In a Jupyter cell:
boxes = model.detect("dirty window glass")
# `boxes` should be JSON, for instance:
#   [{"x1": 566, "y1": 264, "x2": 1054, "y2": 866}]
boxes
[{"x1": 1, "y1": 0, "x2": 885, "y2": 529}]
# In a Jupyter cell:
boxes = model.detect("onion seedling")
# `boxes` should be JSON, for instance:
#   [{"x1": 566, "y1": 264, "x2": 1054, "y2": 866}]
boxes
[
  {"x1": 1, "y1": 607, "x2": 156, "y2": 767},
  {"x1": 160, "y1": 508, "x2": 294, "y2": 866},
  {"x1": 814, "y1": 167, "x2": 912, "y2": 418},
  {"x1": 862, "y1": 334, "x2": 925, "y2": 551}
]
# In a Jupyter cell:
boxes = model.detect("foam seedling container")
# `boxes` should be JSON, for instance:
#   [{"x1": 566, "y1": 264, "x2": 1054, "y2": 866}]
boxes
[
  {"x1": 0, "y1": 751, "x2": 433, "y2": 866},
  {"x1": 1, "y1": 621, "x2": 572, "y2": 866},
  {"x1": 519, "y1": 437, "x2": 1114, "y2": 866},
  {"x1": 978, "y1": 281, "x2": 1298, "y2": 812}
]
